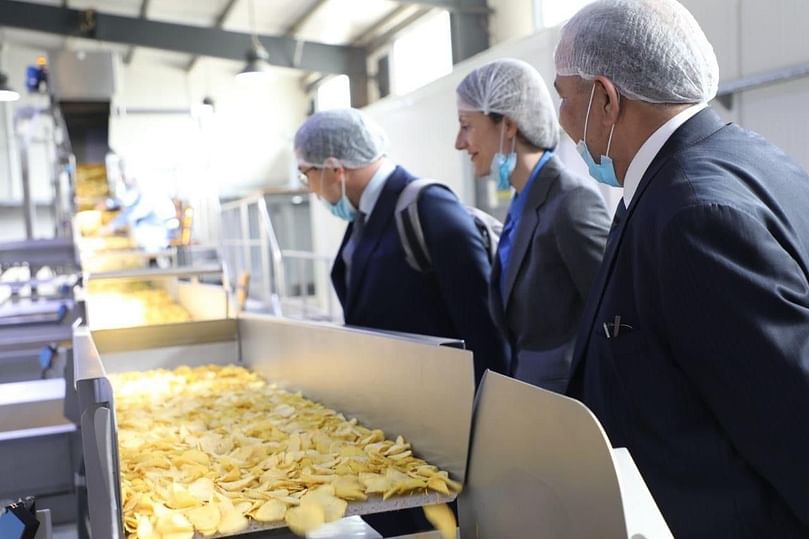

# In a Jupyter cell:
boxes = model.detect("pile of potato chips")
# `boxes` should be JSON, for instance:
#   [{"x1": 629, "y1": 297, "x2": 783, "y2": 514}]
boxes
[
  {"x1": 110, "y1": 365, "x2": 460, "y2": 538},
  {"x1": 88, "y1": 280, "x2": 192, "y2": 329}
]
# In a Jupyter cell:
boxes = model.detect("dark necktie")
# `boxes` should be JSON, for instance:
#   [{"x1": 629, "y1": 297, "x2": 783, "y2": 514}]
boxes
[{"x1": 343, "y1": 212, "x2": 366, "y2": 287}]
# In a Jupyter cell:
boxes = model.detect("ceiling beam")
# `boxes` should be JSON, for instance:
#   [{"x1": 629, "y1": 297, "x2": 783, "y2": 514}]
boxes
[
  {"x1": 123, "y1": 0, "x2": 150, "y2": 65},
  {"x1": 185, "y1": 0, "x2": 240, "y2": 72},
  {"x1": 351, "y1": 5, "x2": 412, "y2": 47},
  {"x1": 361, "y1": 7, "x2": 434, "y2": 51},
  {"x1": 0, "y1": 1, "x2": 367, "y2": 76},
  {"x1": 449, "y1": 0, "x2": 490, "y2": 63},
  {"x1": 389, "y1": 0, "x2": 492, "y2": 14},
  {"x1": 285, "y1": 0, "x2": 330, "y2": 36}
]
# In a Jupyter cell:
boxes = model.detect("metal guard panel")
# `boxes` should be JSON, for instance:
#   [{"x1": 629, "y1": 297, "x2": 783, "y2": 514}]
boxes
[
  {"x1": 90, "y1": 319, "x2": 238, "y2": 354},
  {"x1": 458, "y1": 371, "x2": 627, "y2": 538},
  {"x1": 238, "y1": 314, "x2": 475, "y2": 483}
]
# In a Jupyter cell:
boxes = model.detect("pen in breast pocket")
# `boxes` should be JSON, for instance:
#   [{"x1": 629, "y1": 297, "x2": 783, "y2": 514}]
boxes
[{"x1": 602, "y1": 315, "x2": 633, "y2": 338}]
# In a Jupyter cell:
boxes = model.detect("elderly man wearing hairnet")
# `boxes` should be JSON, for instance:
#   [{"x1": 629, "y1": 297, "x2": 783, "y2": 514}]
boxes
[
  {"x1": 553, "y1": 0, "x2": 809, "y2": 536},
  {"x1": 455, "y1": 59, "x2": 610, "y2": 392}
]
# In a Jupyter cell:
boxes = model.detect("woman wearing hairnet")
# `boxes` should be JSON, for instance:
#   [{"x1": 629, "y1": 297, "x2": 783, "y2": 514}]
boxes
[{"x1": 455, "y1": 58, "x2": 610, "y2": 392}]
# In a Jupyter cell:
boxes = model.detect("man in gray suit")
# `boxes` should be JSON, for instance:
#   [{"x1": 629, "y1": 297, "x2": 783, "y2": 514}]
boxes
[{"x1": 455, "y1": 59, "x2": 611, "y2": 391}]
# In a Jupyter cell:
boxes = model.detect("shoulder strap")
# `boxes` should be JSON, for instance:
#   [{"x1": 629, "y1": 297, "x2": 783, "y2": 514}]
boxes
[{"x1": 394, "y1": 179, "x2": 452, "y2": 272}]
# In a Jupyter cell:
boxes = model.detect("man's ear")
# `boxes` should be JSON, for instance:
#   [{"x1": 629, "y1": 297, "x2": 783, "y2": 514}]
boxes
[
  {"x1": 593, "y1": 75, "x2": 622, "y2": 126},
  {"x1": 322, "y1": 157, "x2": 344, "y2": 184}
]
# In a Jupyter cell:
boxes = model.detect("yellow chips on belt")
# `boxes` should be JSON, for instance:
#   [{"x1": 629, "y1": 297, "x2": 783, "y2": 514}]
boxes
[
  {"x1": 87, "y1": 280, "x2": 192, "y2": 329},
  {"x1": 112, "y1": 365, "x2": 460, "y2": 538}
]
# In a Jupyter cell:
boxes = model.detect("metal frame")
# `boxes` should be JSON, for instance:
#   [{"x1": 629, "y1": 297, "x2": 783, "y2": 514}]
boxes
[
  {"x1": 0, "y1": 0, "x2": 367, "y2": 77},
  {"x1": 716, "y1": 61, "x2": 809, "y2": 109},
  {"x1": 185, "y1": 0, "x2": 241, "y2": 72},
  {"x1": 220, "y1": 194, "x2": 286, "y2": 316},
  {"x1": 393, "y1": 0, "x2": 493, "y2": 13},
  {"x1": 72, "y1": 314, "x2": 474, "y2": 538},
  {"x1": 449, "y1": 0, "x2": 490, "y2": 64},
  {"x1": 219, "y1": 193, "x2": 339, "y2": 321},
  {"x1": 122, "y1": 0, "x2": 151, "y2": 65}
]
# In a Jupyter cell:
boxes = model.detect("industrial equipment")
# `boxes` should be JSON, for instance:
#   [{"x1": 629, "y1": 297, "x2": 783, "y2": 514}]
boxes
[{"x1": 72, "y1": 314, "x2": 474, "y2": 538}]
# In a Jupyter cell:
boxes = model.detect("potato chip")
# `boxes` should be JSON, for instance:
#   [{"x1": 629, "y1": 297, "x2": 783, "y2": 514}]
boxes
[
  {"x1": 300, "y1": 486, "x2": 348, "y2": 523},
  {"x1": 217, "y1": 505, "x2": 249, "y2": 535},
  {"x1": 285, "y1": 504, "x2": 326, "y2": 535},
  {"x1": 254, "y1": 499, "x2": 288, "y2": 522},
  {"x1": 167, "y1": 483, "x2": 201, "y2": 509},
  {"x1": 187, "y1": 477, "x2": 214, "y2": 502},
  {"x1": 186, "y1": 503, "x2": 220, "y2": 533},
  {"x1": 427, "y1": 477, "x2": 451, "y2": 496},
  {"x1": 155, "y1": 512, "x2": 193, "y2": 535},
  {"x1": 136, "y1": 514, "x2": 155, "y2": 539},
  {"x1": 219, "y1": 476, "x2": 255, "y2": 491},
  {"x1": 423, "y1": 503, "x2": 457, "y2": 539},
  {"x1": 112, "y1": 365, "x2": 463, "y2": 538}
]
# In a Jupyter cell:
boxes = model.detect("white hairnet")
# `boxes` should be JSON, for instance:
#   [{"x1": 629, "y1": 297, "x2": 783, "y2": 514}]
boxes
[
  {"x1": 456, "y1": 59, "x2": 560, "y2": 149},
  {"x1": 554, "y1": 0, "x2": 719, "y2": 104},
  {"x1": 294, "y1": 108, "x2": 388, "y2": 168}
]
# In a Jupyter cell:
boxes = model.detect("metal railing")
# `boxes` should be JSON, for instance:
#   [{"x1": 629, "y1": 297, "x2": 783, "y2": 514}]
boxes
[
  {"x1": 219, "y1": 193, "x2": 339, "y2": 322},
  {"x1": 220, "y1": 194, "x2": 284, "y2": 315}
]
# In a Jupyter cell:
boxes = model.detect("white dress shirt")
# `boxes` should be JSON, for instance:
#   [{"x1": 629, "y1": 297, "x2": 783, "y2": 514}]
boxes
[
  {"x1": 622, "y1": 103, "x2": 707, "y2": 206},
  {"x1": 359, "y1": 158, "x2": 396, "y2": 219}
]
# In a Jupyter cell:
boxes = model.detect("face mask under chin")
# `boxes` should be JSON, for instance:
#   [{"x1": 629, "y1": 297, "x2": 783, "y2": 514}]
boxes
[
  {"x1": 490, "y1": 122, "x2": 517, "y2": 191},
  {"x1": 318, "y1": 168, "x2": 357, "y2": 222},
  {"x1": 577, "y1": 82, "x2": 621, "y2": 188}
]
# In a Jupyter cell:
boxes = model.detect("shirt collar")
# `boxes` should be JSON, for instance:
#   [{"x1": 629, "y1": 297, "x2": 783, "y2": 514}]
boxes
[
  {"x1": 508, "y1": 151, "x2": 553, "y2": 221},
  {"x1": 359, "y1": 158, "x2": 396, "y2": 217},
  {"x1": 622, "y1": 103, "x2": 707, "y2": 206}
]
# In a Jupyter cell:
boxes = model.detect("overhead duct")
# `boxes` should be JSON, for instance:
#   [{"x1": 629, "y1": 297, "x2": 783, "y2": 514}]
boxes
[{"x1": 47, "y1": 51, "x2": 116, "y2": 164}]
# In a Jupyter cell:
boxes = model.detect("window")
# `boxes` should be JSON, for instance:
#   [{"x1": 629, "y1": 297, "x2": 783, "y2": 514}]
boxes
[
  {"x1": 535, "y1": 0, "x2": 595, "y2": 29},
  {"x1": 391, "y1": 11, "x2": 453, "y2": 96},
  {"x1": 316, "y1": 74, "x2": 351, "y2": 110}
]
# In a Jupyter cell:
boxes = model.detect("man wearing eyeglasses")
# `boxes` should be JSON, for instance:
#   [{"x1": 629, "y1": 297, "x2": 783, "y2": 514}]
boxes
[
  {"x1": 295, "y1": 108, "x2": 509, "y2": 385},
  {"x1": 294, "y1": 107, "x2": 508, "y2": 536}
]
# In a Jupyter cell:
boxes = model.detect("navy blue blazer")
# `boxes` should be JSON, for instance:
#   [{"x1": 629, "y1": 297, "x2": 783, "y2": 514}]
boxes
[
  {"x1": 332, "y1": 165, "x2": 510, "y2": 384},
  {"x1": 568, "y1": 108, "x2": 809, "y2": 537}
]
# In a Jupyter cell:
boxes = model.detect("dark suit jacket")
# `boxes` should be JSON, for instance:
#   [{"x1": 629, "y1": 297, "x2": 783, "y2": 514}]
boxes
[
  {"x1": 490, "y1": 155, "x2": 609, "y2": 392},
  {"x1": 332, "y1": 165, "x2": 509, "y2": 384},
  {"x1": 568, "y1": 108, "x2": 809, "y2": 538}
]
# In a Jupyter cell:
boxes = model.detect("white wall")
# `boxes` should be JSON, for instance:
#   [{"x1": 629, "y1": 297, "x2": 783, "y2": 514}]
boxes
[
  {"x1": 0, "y1": 41, "x2": 311, "y2": 243},
  {"x1": 363, "y1": 0, "x2": 809, "y2": 201},
  {"x1": 488, "y1": 0, "x2": 536, "y2": 46},
  {"x1": 112, "y1": 54, "x2": 309, "y2": 200}
]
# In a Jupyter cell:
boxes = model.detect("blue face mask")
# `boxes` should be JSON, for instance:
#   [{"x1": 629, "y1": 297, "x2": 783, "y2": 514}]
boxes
[
  {"x1": 490, "y1": 123, "x2": 517, "y2": 191},
  {"x1": 319, "y1": 169, "x2": 357, "y2": 222},
  {"x1": 577, "y1": 82, "x2": 621, "y2": 188}
]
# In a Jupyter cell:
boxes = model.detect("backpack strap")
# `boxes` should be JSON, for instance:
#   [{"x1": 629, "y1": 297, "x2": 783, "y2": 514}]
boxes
[{"x1": 394, "y1": 179, "x2": 452, "y2": 273}]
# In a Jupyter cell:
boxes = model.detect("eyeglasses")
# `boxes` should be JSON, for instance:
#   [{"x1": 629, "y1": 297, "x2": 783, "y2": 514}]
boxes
[{"x1": 298, "y1": 166, "x2": 316, "y2": 187}]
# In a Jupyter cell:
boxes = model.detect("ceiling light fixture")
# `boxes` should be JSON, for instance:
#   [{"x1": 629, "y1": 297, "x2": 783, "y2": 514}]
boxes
[{"x1": 236, "y1": 0, "x2": 272, "y2": 80}]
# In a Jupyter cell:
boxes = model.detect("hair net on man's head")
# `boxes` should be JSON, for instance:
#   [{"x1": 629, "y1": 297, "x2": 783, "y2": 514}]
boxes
[
  {"x1": 294, "y1": 108, "x2": 388, "y2": 169},
  {"x1": 456, "y1": 58, "x2": 560, "y2": 149},
  {"x1": 554, "y1": 0, "x2": 719, "y2": 104}
]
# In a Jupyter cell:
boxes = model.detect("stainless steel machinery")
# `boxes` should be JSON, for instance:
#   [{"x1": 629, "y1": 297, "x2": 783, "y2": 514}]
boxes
[{"x1": 72, "y1": 314, "x2": 475, "y2": 538}]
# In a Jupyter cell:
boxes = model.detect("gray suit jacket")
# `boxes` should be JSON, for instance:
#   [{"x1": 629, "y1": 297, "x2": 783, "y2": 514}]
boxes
[{"x1": 491, "y1": 155, "x2": 610, "y2": 391}]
